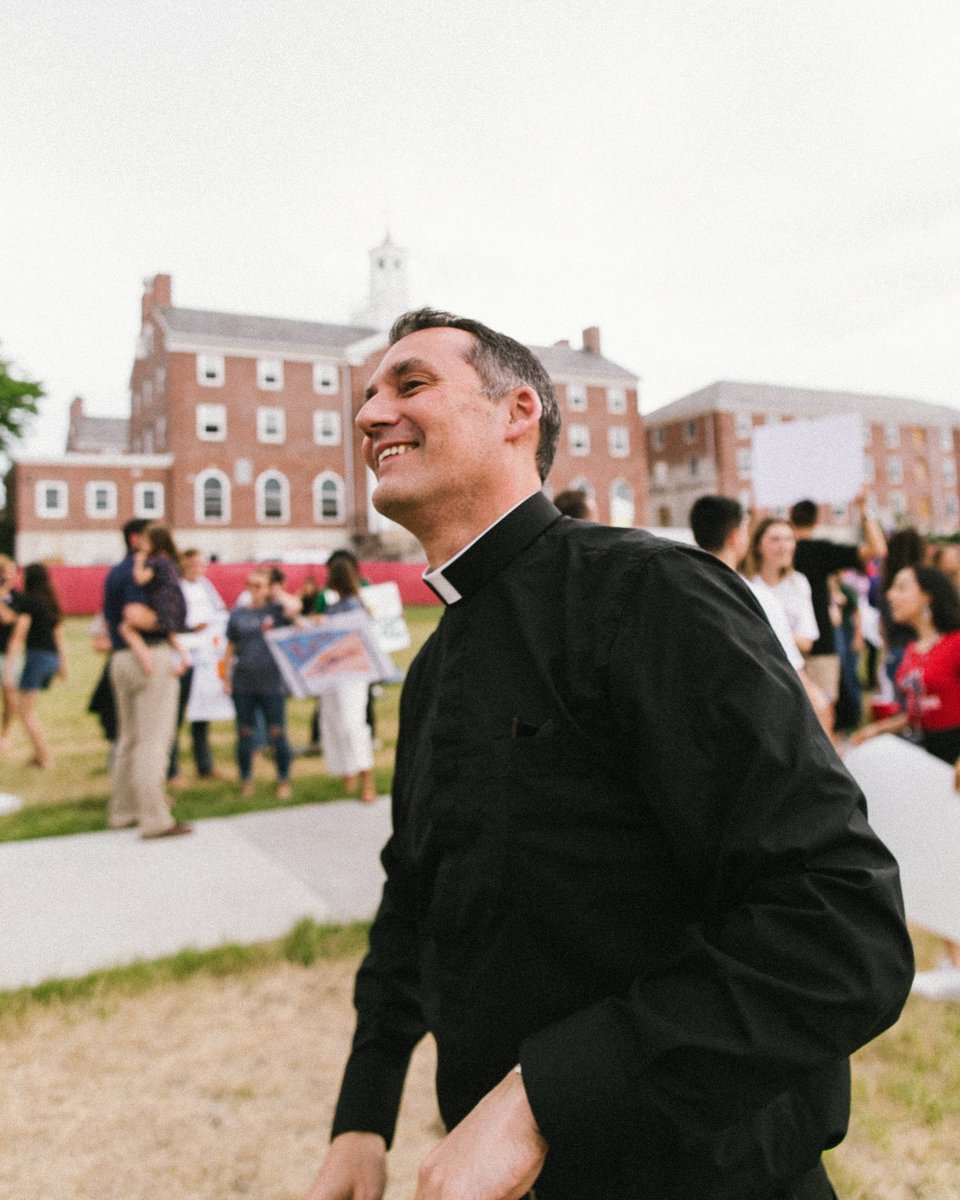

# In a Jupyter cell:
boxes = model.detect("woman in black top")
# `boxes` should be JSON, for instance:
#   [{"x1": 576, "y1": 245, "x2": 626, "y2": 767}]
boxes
[{"x1": 1, "y1": 562, "x2": 67, "y2": 767}]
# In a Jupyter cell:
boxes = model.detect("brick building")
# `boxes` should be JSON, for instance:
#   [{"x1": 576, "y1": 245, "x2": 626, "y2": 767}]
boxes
[
  {"x1": 645, "y1": 380, "x2": 960, "y2": 535},
  {"x1": 7, "y1": 240, "x2": 646, "y2": 564}
]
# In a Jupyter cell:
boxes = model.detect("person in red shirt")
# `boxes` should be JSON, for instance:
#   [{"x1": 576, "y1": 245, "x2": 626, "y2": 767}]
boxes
[{"x1": 851, "y1": 563, "x2": 960, "y2": 968}]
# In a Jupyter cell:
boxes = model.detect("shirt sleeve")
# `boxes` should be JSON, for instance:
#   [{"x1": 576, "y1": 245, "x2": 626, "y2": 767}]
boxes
[
  {"x1": 330, "y1": 666, "x2": 428, "y2": 1146},
  {"x1": 519, "y1": 547, "x2": 913, "y2": 1153}
]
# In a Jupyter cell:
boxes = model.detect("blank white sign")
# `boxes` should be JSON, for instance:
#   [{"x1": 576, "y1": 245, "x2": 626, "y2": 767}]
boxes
[{"x1": 751, "y1": 412, "x2": 864, "y2": 507}]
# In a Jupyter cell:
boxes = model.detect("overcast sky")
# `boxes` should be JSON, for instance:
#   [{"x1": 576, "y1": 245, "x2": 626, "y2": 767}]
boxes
[{"x1": 1, "y1": 0, "x2": 958, "y2": 458}]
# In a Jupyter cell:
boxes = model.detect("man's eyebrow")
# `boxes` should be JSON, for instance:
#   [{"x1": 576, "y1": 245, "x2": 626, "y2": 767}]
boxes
[{"x1": 363, "y1": 357, "x2": 434, "y2": 402}]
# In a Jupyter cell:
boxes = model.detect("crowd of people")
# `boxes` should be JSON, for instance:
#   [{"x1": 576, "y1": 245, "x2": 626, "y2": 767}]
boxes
[{"x1": 0, "y1": 519, "x2": 385, "y2": 839}]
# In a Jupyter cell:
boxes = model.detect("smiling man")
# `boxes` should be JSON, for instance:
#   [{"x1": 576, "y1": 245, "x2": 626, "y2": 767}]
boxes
[{"x1": 305, "y1": 310, "x2": 913, "y2": 1200}]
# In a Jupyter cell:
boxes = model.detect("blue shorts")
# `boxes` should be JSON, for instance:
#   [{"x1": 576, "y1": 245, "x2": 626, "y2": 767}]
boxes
[{"x1": 19, "y1": 649, "x2": 60, "y2": 691}]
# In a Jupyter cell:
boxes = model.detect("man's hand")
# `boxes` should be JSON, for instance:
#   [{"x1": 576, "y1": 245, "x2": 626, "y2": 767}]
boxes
[
  {"x1": 304, "y1": 1131, "x2": 387, "y2": 1200},
  {"x1": 414, "y1": 1068, "x2": 547, "y2": 1200}
]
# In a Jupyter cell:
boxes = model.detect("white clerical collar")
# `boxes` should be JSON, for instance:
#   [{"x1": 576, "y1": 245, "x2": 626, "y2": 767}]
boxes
[{"x1": 423, "y1": 491, "x2": 559, "y2": 605}]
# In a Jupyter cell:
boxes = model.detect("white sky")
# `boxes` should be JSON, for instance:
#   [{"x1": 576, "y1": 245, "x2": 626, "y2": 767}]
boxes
[{"x1": 1, "y1": 0, "x2": 958, "y2": 459}]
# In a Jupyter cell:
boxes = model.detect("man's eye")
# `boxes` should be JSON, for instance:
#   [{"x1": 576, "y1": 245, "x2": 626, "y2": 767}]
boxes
[{"x1": 402, "y1": 379, "x2": 427, "y2": 392}]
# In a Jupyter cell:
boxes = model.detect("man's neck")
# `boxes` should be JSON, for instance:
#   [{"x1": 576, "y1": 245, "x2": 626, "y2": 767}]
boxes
[{"x1": 417, "y1": 485, "x2": 542, "y2": 569}]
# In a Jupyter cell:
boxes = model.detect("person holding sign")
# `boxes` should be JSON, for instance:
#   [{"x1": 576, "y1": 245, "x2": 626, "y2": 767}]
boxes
[{"x1": 850, "y1": 563, "x2": 960, "y2": 971}]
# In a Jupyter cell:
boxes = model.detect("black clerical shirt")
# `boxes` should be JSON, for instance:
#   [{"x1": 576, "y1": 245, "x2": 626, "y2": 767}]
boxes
[{"x1": 331, "y1": 491, "x2": 912, "y2": 1198}]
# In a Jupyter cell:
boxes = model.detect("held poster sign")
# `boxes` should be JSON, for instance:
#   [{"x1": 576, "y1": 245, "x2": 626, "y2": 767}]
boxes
[
  {"x1": 265, "y1": 611, "x2": 397, "y2": 699},
  {"x1": 751, "y1": 412, "x2": 864, "y2": 508}
]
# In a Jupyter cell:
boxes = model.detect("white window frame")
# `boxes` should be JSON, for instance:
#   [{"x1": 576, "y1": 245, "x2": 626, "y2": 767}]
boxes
[
  {"x1": 887, "y1": 456, "x2": 903, "y2": 485},
  {"x1": 85, "y1": 480, "x2": 117, "y2": 519},
  {"x1": 567, "y1": 384, "x2": 587, "y2": 412},
  {"x1": 313, "y1": 410, "x2": 342, "y2": 445},
  {"x1": 885, "y1": 423, "x2": 900, "y2": 449},
  {"x1": 256, "y1": 406, "x2": 286, "y2": 444},
  {"x1": 689, "y1": 455, "x2": 699, "y2": 477},
  {"x1": 256, "y1": 470, "x2": 290, "y2": 524},
  {"x1": 651, "y1": 427, "x2": 664, "y2": 451},
  {"x1": 313, "y1": 362, "x2": 340, "y2": 394},
  {"x1": 568, "y1": 423, "x2": 590, "y2": 456},
  {"x1": 133, "y1": 482, "x2": 165, "y2": 519},
  {"x1": 890, "y1": 491, "x2": 906, "y2": 517},
  {"x1": 35, "y1": 480, "x2": 68, "y2": 519},
  {"x1": 737, "y1": 448, "x2": 752, "y2": 476},
  {"x1": 313, "y1": 471, "x2": 345, "y2": 524},
  {"x1": 943, "y1": 458, "x2": 957, "y2": 484},
  {"x1": 863, "y1": 455, "x2": 876, "y2": 483},
  {"x1": 196, "y1": 403, "x2": 227, "y2": 441},
  {"x1": 941, "y1": 427, "x2": 955, "y2": 453},
  {"x1": 608, "y1": 426, "x2": 629, "y2": 458},
  {"x1": 652, "y1": 461, "x2": 668, "y2": 486},
  {"x1": 195, "y1": 468, "x2": 231, "y2": 524},
  {"x1": 257, "y1": 358, "x2": 284, "y2": 390},
  {"x1": 606, "y1": 388, "x2": 627, "y2": 415},
  {"x1": 683, "y1": 419, "x2": 698, "y2": 444},
  {"x1": 735, "y1": 412, "x2": 752, "y2": 438},
  {"x1": 196, "y1": 354, "x2": 225, "y2": 387}
]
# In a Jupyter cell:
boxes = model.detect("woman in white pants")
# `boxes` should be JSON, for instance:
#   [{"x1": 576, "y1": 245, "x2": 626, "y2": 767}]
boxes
[{"x1": 319, "y1": 555, "x2": 375, "y2": 804}]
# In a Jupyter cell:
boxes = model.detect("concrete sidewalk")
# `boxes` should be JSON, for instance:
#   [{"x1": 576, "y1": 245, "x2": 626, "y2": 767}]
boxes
[{"x1": 0, "y1": 798, "x2": 392, "y2": 990}]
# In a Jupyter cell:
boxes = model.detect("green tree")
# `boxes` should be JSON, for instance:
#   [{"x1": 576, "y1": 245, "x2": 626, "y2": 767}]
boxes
[{"x1": 0, "y1": 346, "x2": 44, "y2": 453}]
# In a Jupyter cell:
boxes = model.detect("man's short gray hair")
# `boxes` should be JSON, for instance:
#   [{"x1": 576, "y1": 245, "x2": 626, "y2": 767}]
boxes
[{"x1": 388, "y1": 308, "x2": 561, "y2": 482}]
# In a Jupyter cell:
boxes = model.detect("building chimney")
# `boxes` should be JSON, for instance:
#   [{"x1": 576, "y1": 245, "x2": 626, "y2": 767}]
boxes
[
  {"x1": 141, "y1": 274, "x2": 172, "y2": 324},
  {"x1": 582, "y1": 326, "x2": 601, "y2": 354},
  {"x1": 554, "y1": 339, "x2": 570, "y2": 349}
]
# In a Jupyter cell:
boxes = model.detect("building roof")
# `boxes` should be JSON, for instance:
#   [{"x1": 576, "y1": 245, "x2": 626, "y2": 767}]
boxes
[
  {"x1": 528, "y1": 342, "x2": 638, "y2": 384},
  {"x1": 156, "y1": 306, "x2": 379, "y2": 355},
  {"x1": 67, "y1": 414, "x2": 130, "y2": 453},
  {"x1": 645, "y1": 380, "x2": 960, "y2": 428}
]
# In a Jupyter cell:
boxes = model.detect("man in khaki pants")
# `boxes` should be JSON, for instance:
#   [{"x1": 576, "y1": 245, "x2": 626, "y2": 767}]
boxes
[{"x1": 104, "y1": 518, "x2": 191, "y2": 839}]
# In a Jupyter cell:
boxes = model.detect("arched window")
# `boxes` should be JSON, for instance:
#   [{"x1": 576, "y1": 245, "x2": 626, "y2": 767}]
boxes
[
  {"x1": 313, "y1": 472, "x2": 345, "y2": 524},
  {"x1": 610, "y1": 479, "x2": 635, "y2": 528},
  {"x1": 195, "y1": 469, "x2": 231, "y2": 523},
  {"x1": 256, "y1": 470, "x2": 289, "y2": 523}
]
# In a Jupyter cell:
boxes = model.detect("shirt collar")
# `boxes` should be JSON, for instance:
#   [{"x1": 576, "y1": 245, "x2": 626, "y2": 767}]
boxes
[{"x1": 423, "y1": 490, "x2": 562, "y2": 606}]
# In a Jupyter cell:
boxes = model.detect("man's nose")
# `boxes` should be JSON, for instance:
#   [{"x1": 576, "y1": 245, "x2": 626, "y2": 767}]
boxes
[{"x1": 356, "y1": 390, "x2": 397, "y2": 434}]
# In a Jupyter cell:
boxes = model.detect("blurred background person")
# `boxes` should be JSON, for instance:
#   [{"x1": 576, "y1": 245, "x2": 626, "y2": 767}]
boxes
[
  {"x1": 553, "y1": 488, "x2": 599, "y2": 521},
  {"x1": 1, "y1": 562, "x2": 67, "y2": 768},
  {"x1": 0, "y1": 555, "x2": 22, "y2": 752},
  {"x1": 316, "y1": 553, "x2": 376, "y2": 805},
  {"x1": 222, "y1": 567, "x2": 294, "y2": 801},
  {"x1": 789, "y1": 493, "x2": 887, "y2": 709},
  {"x1": 690, "y1": 497, "x2": 833, "y2": 736},
  {"x1": 878, "y1": 528, "x2": 926, "y2": 704},
  {"x1": 745, "y1": 517, "x2": 820, "y2": 657},
  {"x1": 851, "y1": 563, "x2": 960, "y2": 978},
  {"x1": 168, "y1": 549, "x2": 229, "y2": 786}
]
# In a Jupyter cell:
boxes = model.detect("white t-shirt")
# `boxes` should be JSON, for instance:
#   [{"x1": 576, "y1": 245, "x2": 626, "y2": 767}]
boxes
[
  {"x1": 769, "y1": 571, "x2": 820, "y2": 648},
  {"x1": 744, "y1": 575, "x2": 805, "y2": 671},
  {"x1": 179, "y1": 576, "x2": 227, "y2": 629}
]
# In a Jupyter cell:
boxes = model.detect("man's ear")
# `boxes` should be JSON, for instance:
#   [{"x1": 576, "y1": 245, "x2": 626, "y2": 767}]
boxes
[{"x1": 503, "y1": 386, "x2": 542, "y2": 445}]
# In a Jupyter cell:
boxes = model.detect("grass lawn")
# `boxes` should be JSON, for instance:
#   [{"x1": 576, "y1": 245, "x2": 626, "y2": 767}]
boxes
[
  {"x1": 0, "y1": 605, "x2": 442, "y2": 841},
  {"x1": 2, "y1": 604, "x2": 960, "y2": 1194}
]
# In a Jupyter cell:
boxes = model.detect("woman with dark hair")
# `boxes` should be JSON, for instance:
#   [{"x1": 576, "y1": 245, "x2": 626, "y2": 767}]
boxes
[
  {"x1": 878, "y1": 527, "x2": 927, "y2": 695},
  {"x1": 1, "y1": 562, "x2": 67, "y2": 767},
  {"x1": 851, "y1": 564, "x2": 960, "y2": 968},
  {"x1": 317, "y1": 554, "x2": 376, "y2": 804}
]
